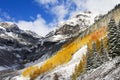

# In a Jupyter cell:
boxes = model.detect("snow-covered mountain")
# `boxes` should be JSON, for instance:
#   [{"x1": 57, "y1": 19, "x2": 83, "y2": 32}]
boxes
[
  {"x1": 0, "y1": 11, "x2": 95, "y2": 78},
  {"x1": 45, "y1": 11, "x2": 97, "y2": 42},
  {"x1": 0, "y1": 22, "x2": 42, "y2": 70},
  {"x1": 0, "y1": 21, "x2": 70, "y2": 71},
  {"x1": 0, "y1": 4, "x2": 120, "y2": 80}
]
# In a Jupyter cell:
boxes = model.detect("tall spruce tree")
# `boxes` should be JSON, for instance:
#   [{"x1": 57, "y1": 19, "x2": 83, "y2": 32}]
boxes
[
  {"x1": 86, "y1": 45, "x2": 92, "y2": 70},
  {"x1": 116, "y1": 20, "x2": 120, "y2": 56},
  {"x1": 91, "y1": 42, "x2": 101, "y2": 68},
  {"x1": 108, "y1": 18, "x2": 118, "y2": 58},
  {"x1": 100, "y1": 39, "x2": 109, "y2": 62},
  {"x1": 86, "y1": 42, "x2": 102, "y2": 70}
]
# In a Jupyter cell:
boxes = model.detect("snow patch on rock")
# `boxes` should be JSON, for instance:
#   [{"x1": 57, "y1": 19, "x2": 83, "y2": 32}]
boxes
[{"x1": 0, "y1": 66, "x2": 9, "y2": 71}]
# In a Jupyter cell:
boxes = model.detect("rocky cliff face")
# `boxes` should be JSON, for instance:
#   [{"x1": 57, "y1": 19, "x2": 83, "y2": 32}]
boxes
[
  {"x1": 0, "y1": 22, "x2": 65, "y2": 71},
  {"x1": 0, "y1": 22, "x2": 41, "y2": 70}
]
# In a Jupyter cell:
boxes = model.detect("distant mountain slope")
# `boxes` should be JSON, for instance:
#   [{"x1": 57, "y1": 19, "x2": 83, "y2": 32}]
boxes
[
  {"x1": 0, "y1": 22, "x2": 65, "y2": 71},
  {"x1": 0, "y1": 22, "x2": 41, "y2": 70}
]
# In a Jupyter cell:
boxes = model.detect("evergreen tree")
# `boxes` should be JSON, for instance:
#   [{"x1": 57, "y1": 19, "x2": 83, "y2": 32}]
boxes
[
  {"x1": 91, "y1": 42, "x2": 101, "y2": 68},
  {"x1": 116, "y1": 20, "x2": 120, "y2": 56},
  {"x1": 100, "y1": 39, "x2": 109, "y2": 62},
  {"x1": 86, "y1": 42, "x2": 102, "y2": 70},
  {"x1": 100, "y1": 39, "x2": 104, "y2": 55},
  {"x1": 92, "y1": 42, "x2": 97, "y2": 54},
  {"x1": 86, "y1": 45, "x2": 92, "y2": 70},
  {"x1": 107, "y1": 18, "x2": 118, "y2": 58}
]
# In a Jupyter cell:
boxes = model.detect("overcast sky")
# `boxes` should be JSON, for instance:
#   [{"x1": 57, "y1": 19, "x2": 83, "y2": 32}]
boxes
[{"x1": 0, "y1": 0, "x2": 120, "y2": 36}]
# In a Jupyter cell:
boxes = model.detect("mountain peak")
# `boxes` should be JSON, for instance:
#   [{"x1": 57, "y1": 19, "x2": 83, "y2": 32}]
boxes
[
  {"x1": 0, "y1": 22, "x2": 15, "y2": 28},
  {"x1": 45, "y1": 11, "x2": 99, "y2": 42}
]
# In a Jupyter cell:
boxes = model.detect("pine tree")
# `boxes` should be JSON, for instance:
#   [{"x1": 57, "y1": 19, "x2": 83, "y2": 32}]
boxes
[
  {"x1": 91, "y1": 42, "x2": 101, "y2": 68},
  {"x1": 107, "y1": 18, "x2": 118, "y2": 58},
  {"x1": 86, "y1": 45, "x2": 92, "y2": 70},
  {"x1": 100, "y1": 39, "x2": 104, "y2": 55},
  {"x1": 100, "y1": 39, "x2": 109, "y2": 62},
  {"x1": 116, "y1": 20, "x2": 120, "y2": 56},
  {"x1": 86, "y1": 42, "x2": 102, "y2": 70}
]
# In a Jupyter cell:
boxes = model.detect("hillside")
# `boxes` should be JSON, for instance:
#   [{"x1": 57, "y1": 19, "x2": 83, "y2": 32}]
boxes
[{"x1": 0, "y1": 4, "x2": 120, "y2": 80}]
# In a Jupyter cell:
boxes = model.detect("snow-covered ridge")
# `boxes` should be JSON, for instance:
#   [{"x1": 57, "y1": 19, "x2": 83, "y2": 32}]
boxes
[
  {"x1": 57, "y1": 11, "x2": 98, "y2": 28},
  {"x1": 0, "y1": 22, "x2": 16, "y2": 28},
  {"x1": 45, "y1": 11, "x2": 99, "y2": 42},
  {"x1": 0, "y1": 21, "x2": 43, "y2": 71},
  {"x1": 0, "y1": 26, "x2": 5, "y2": 30}
]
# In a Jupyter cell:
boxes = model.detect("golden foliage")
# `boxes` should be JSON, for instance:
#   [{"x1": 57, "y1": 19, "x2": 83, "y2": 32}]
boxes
[
  {"x1": 96, "y1": 39, "x2": 101, "y2": 52},
  {"x1": 71, "y1": 54, "x2": 87, "y2": 80},
  {"x1": 103, "y1": 36, "x2": 108, "y2": 48},
  {"x1": 22, "y1": 66, "x2": 39, "y2": 77},
  {"x1": 22, "y1": 26, "x2": 107, "y2": 79}
]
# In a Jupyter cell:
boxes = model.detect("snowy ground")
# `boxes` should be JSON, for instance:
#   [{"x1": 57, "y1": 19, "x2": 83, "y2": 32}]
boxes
[
  {"x1": 0, "y1": 26, "x2": 6, "y2": 30},
  {"x1": 12, "y1": 46, "x2": 87, "y2": 80},
  {"x1": 36, "y1": 45, "x2": 87, "y2": 80},
  {"x1": 77, "y1": 57, "x2": 120, "y2": 80}
]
